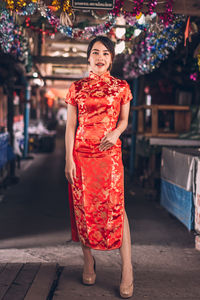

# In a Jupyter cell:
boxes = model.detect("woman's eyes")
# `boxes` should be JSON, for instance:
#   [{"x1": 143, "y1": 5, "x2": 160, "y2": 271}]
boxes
[{"x1": 92, "y1": 52, "x2": 109, "y2": 56}]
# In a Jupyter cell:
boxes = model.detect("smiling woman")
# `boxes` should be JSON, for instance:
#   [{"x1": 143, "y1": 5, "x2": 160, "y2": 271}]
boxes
[
  {"x1": 88, "y1": 43, "x2": 111, "y2": 75},
  {"x1": 65, "y1": 36, "x2": 134, "y2": 298},
  {"x1": 87, "y1": 36, "x2": 115, "y2": 73}
]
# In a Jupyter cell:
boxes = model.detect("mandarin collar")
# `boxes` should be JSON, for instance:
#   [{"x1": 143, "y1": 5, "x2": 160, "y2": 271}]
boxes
[{"x1": 89, "y1": 70, "x2": 111, "y2": 81}]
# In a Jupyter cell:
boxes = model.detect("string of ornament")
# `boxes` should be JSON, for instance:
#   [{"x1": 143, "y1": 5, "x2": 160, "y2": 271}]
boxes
[
  {"x1": 111, "y1": 0, "x2": 174, "y2": 26},
  {"x1": 3, "y1": 0, "x2": 175, "y2": 25},
  {"x1": 0, "y1": 9, "x2": 32, "y2": 71},
  {"x1": 123, "y1": 16, "x2": 185, "y2": 78},
  {"x1": 25, "y1": 16, "x2": 57, "y2": 36},
  {"x1": 0, "y1": 9, "x2": 14, "y2": 53},
  {"x1": 158, "y1": 0, "x2": 174, "y2": 25},
  {"x1": 1, "y1": 2, "x2": 115, "y2": 39},
  {"x1": 0, "y1": 0, "x2": 176, "y2": 46}
]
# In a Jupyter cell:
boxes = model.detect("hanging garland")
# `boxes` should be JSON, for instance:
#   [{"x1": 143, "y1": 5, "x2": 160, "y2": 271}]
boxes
[
  {"x1": 74, "y1": 15, "x2": 116, "y2": 39},
  {"x1": 125, "y1": 0, "x2": 144, "y2": 17},
  {"x1": 37, "y1": 4, "x2": 73, "y2": 36},
  {"x1": 158, "y1": 0, "x2": 174, "y2": 25},
  {"x1": 148, "y1": 0, "x2": 158, "y2": 15},
  {"x1": 123, "y1": 16, "x2": 185, "y2": 78},
  {"x1": 110, "y1": 0, "x2": 123, "y2": 16},
  {"x1": 110, "y1": 0, "x2": 174, "y2": 25},
  {"x1": 125, "y1": 23, "x2": 147, "y2": 40},
  {"x1": 4, "y1": 0, "x2": 35, "y2": 11},
  {"x1": 25, "y1": 16, "x2": 57, "y2": 36},
  {"x1": 1, "y1": 1, "x2": 115, "y2": 39},
  {"x1": 51, "y1": 0, "x2": 73, "y2": 14},
  {"x1": 1, "y1": 0, "x2": 176, "y2": 41},
  {"x1": 3, "y1": 0, "x2": 175, "y2": 25},
  {"x1": 0, "y1": 9, "x2": 14, "y2": 53},
  {"x1": 0, "y1": 9, "x2": 32, "y2": 71}
]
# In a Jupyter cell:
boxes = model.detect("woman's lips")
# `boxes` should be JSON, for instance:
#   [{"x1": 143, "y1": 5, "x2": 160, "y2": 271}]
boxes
[{"x1": 96, "y1": 63, "x2": 104, "y2": 67}]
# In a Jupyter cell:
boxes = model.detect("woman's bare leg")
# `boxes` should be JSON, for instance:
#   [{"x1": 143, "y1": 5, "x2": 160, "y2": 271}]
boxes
[
  {"x1": 81, "y1": 243, "x2": 95, "y2": 273},
  {"x1": 119, "y1": 210, "x2": 133, "y2": 285}
]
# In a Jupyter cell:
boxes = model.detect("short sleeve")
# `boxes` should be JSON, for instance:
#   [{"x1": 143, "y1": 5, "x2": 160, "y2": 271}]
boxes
[
  {"x1": 65, "y1": 83, "x2": 77, "y2": 106},
  {"x1": 120, "y1": 81, "x2": 133, "y2": 105}
]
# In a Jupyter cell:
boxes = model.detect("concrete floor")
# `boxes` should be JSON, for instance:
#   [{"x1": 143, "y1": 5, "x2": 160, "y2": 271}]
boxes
[{"x1": 0, "y1": 130, "x2": 200, "y2": 299}]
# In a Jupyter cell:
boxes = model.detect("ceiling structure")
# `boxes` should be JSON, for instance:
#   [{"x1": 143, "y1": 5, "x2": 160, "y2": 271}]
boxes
[{"x1": 27, "y1": 0, "x2": 200, "y2": 96}]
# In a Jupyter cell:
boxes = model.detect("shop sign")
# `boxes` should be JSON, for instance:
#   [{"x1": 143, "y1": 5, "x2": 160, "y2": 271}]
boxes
[{"x1": 72, "y1": 0, "x2": 115, "y2": 10}]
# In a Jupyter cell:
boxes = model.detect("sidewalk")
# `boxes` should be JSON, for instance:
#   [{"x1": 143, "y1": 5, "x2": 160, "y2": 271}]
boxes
[{"x1": 0, "y1": 133, "x2": 199, "y2": 299}]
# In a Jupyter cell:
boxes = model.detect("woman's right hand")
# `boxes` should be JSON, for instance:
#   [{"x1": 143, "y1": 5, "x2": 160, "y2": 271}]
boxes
[{"x1": 65, "y1": 159, "x2": 76, "y2": 185}]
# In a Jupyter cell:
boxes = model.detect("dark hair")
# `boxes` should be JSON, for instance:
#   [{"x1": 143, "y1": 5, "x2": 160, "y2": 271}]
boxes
[{"x1": 87, "y1": 36, "x2": 115, "y2": 70}]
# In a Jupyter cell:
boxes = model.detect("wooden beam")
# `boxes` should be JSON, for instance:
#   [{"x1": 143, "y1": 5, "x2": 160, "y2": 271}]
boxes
[
  {"x1": 33, "y1": 56, "x2": 87, "y2": 65},
  {"x1": 27, "y1": 75, "x2": 82, "y2": 81}
]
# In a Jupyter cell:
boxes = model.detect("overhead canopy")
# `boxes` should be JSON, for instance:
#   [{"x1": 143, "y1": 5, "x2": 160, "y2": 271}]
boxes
[{"x1": 42, "y1": 0, "x2": 200, "y2": 16}]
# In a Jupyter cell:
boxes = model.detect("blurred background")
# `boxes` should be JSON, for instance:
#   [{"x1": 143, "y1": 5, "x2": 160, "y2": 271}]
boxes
[{"x1": 0, "y1": 1, "x2": 200, "y2": 299}]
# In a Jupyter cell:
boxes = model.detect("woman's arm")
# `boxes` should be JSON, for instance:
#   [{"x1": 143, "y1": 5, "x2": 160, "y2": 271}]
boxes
[
  {"x1": 99, "y1": 102, "x2": 130, "y2": 152},
  {"x1": 115, "y1": 102, "x2": 130, "y2": 134},
  {"x1": 65, "y1": 104, "x2": 77, "y2": 184}
]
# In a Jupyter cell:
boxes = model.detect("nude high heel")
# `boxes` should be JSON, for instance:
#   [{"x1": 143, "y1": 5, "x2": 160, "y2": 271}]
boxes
[
  {"x1": 82, "y1": 256, "x2": 96, "y2": 285},
  {"x1": 120, "y1": 271, "x2": 134, "y2": 298},
  {"x1": 120, "y1": 281, "x2": 134, "y2": 298}
]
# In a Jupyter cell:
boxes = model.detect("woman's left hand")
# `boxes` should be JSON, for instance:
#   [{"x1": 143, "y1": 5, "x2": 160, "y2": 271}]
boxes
[{"x1": 99, "y1": 129, "x2": 120, "y2": 152}]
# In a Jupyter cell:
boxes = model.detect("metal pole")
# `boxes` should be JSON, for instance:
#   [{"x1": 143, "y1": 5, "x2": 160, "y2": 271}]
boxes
[
  {"x1": 23, "y1": 83, "x2": 31, "y2": 158},
  {"x1": 129, "y1": 78, "x2": 139, "y2": 176}
]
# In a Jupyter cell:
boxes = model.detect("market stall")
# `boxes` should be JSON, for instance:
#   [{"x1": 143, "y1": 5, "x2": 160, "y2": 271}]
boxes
[{"x1": 161, "y1": 147, "x2": 200, "y2": 249}]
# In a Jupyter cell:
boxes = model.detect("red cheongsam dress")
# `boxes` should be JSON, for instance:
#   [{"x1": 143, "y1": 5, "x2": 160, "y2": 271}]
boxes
[{"x1": 65, "y1": 70, "x2": 133, "y2": 250}]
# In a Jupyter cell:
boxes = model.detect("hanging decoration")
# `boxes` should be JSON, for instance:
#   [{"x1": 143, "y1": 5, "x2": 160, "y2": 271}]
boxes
[
  {"x1": 16, "y1": 0, "x2": 27, "y2": 10},
  {"x1": 8, "y1": 1, "x2": 114, "y2": 39},
  {"x1": 125, "y1": 23, "x2": 147, "y2": 40},
  {"x1": 51, "y1": 0, "x2": 61, "y2": 10},
  {"x1": 15, "y1": 2, "x2": 37, "y2": 16},
  {"x1": 3, "y1": 0, "x2": 33, "y2": 11},
  {"x1": 3, "y1": 0, "x2": 175, "y2": 25},
  {"x1": 110, "y1": 0, "x2": 123, "y2": 16},
  {"x1": 0, "y1": 9, "x2": 15, "y2": 53},
  {"x1": 74, "y1": 15, "x2": 116, "y2": 39},
  {"x1": 125, "y1": 0, "x2": 144, "y2": 17},
  {"x1": 190, "y1": 73, "x2": 198, "y2": 81},
  {"x1": 37, "y1": 3, "x2": 73, "y2": 37},
  {"x1": 25, "y1": 16, "x2": 57, "y2": 36},
  {"x1": 60, "y1": 11, "x2": 74, "y2": 26},
  {"x1": 148, "y1": 0, "x2": 158, "y2": 15},
  {"x1": 51, "y1": 0, "x2": 72, "y2": 14},
  {"x1": 158, "y1": 0, "x2": 174, "y2": 25},
  {"x1": 1, "y1": 0, "x2": 176, "y2": 41},
  {"x1": 0, "y1": 9, "x2": 32, "y2": 71},
  {"x1": 4, "y1": 0, "x2": 14, "y2": 10},
  {"x1": 109, "y1": 0, "x2": 174, "y2": 25},
  {"x1": 123, "y1": 16, "x2": 185, "y2": 78},
  {"x1": 51, "y1": 0, "x2": 73, "y2": 26}
]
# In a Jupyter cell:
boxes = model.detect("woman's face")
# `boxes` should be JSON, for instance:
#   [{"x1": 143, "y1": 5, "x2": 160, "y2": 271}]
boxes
[{"x1": 88, "y1": 41, "x2": 112, "y2": 76}]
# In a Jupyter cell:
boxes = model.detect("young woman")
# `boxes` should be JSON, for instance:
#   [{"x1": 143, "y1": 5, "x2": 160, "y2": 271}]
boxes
[{"x1": 65, "y1": 36, "x2": 134, "y2": 298}]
